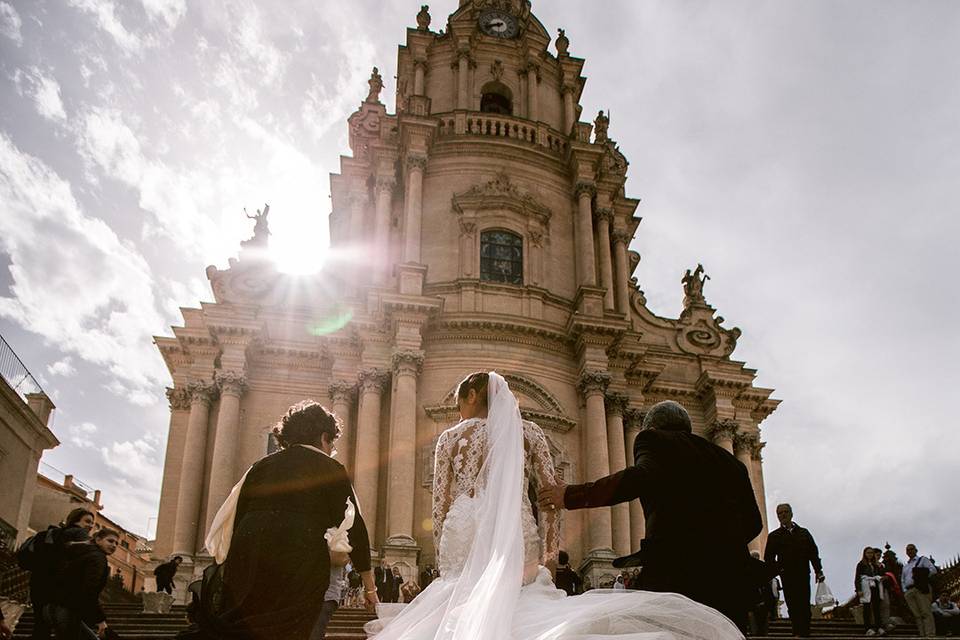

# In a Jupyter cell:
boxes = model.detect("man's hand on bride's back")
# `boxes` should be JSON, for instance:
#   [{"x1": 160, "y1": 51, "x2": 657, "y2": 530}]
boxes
[{"x1": 537, "y1": 481, "x2": 567, "y2": 511}]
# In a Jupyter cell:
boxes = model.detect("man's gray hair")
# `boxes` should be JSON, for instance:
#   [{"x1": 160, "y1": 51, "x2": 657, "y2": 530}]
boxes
[{"x1": 641, "y1": 401, "x2": 692, "y2": 432}]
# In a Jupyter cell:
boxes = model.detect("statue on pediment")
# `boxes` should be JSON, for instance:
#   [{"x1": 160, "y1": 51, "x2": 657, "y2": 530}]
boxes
[
  {"x1": 682, "y1": 263, "x2": 710, "y2": 307},
  {"x1": 594, "y1": 110, "x2": 610, "y2": 143},
  {"x1": 367, "y1": 67, "x2": 384, "y2": 103},
  {"x1": 417, "y1": 5, "x2": 431, "y2": 31},
  {"x1": 244, "y1": 204, "x2": 270, "y2": 246}
]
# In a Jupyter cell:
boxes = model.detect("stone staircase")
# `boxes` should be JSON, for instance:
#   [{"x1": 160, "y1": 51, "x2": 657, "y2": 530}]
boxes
[
  {"x1": 12, "y1": 605, "x2": 924, "y2": 639},
  {"x1": 11, "y1": 602, "x2": 377, "y2": 639}
]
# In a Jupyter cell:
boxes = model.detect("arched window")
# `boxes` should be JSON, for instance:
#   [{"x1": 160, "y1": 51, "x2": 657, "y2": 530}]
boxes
[
  {"x1": 480, "y1": 230, "x2": 523, "y2": 285},
  {"x1": 480, "y1": 81, "x2": 513, "y2": 115}
]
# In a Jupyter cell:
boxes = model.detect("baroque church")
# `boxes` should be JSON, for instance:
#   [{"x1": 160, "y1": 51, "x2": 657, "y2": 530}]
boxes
[{"x1": 153, "y1": 0, "x2": 780, "y2": 590}]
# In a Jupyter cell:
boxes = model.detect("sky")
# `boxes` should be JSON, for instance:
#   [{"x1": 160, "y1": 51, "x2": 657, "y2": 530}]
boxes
[{"x1": 1, "y1": 0, "x2": 958, "y2": 600}]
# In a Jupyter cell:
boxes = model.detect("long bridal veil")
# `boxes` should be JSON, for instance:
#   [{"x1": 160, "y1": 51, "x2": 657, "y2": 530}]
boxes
[{"x1": 367, "y1": 372, "x2": 744, "y2": 640}]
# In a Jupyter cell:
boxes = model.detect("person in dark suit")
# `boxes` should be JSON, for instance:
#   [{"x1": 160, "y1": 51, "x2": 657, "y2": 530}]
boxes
[
  {"x1": 191, "y1": 401, "x2": 376, "y2": 639},
  {"x1": 538, "y1": 400, "x2": 762, "y2": 632},
  {"x1": 763, "y1": 503, "x2": 824, "y2": 638},
  {"x1": 554, "y1": 550, "x2": 583, "y2": 596}
]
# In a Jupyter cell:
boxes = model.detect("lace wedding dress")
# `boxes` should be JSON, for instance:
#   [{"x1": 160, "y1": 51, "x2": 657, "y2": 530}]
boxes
[{"x1": 365, "y1": 373, "x2": 742, "y2": 640}]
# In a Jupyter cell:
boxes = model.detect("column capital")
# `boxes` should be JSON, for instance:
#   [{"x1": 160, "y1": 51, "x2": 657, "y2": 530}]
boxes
[
  {"x1": 375, "y1": 174, "x2": 397, "y2": 195},
  {"x1": 166, "y1": 386, "x2": 192, "y2": 411},
  {"x1": 358, "y1": 368, "x2": 389, "y2": 393},
  {"x1": 593, "y1": 207, "x2": 615, "y2": 224},
  {"x1": 623, "y1": 407, "x2": 645, "y2": 432},
  {"x1": 561, "y1": 83, "x2": 576, "y2": 96},
  {"x1": 522, "y1": 60, "x2": 542, "y2": 80},
  {"x1": 734, "y1": 432, "x2": 761, "y2": 457},
  {"x1": 458, "y1": 219, "x2": 477, "y2": 237},
  {"x1": 215, "y1": 370, "x2": 247, "y2": 397},
  {"x1": 392, "y1": 350, "x2": 425, "y2": 377},
  {"x1": 577, "y1": 371, "x2": 610, "y2": 396},
  {"x1": 751, "y1": 440, "x2": 766, "y2": 461},
  {"x1": 574, "y1": 181, "x2": 596, "y2": 199},
  {"x1": 612, "y1": 229, "x2": 632, "y2": 246},
  {"x1": 529, "y1": 229, "x2": 545, "y2": 247},
  {"x1": 328, "y1": 380, "x2": 356, "y2": 403},
  {"x1": 604, "y1": 392, "x2": 629, "y2": 416},
  {"x1": 413, "y1": 58, "x2": 428, "y2": 71},
  {"x1": 705, "y1": 419, "x2": 739, "y2": 443},
  {"x1": 405, "y1": 153, "x2": 428, "y2": 172},
  {"x1": 187, "y1": 381, "x2": 218, "y2": 406}
]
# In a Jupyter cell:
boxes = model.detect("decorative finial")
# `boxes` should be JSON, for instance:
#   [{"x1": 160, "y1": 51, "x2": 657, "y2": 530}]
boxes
[
  {"x1": 556, "y1": 28, "x2": 569, "y2": 56},
  {"x1": 416, "y1": 5, "x2": 431, "y2": 31},
  {"x1": 682, "y1": 263, "x2": 710, "y2": 308},
  {"x1": 366, "y1": 67, "x2": 384, "y2": 103},
  {"x1": 594, "y1": 109, "x2": 610, "y2": 142}
]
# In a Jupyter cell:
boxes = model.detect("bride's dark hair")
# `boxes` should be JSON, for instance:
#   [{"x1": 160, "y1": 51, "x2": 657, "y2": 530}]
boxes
[
  {"x1": 457, "y1": 372, "x2": 489, "y2": 405},
  {"x1": 273, "y1": 400, "x2": 341, "y2": 449}
]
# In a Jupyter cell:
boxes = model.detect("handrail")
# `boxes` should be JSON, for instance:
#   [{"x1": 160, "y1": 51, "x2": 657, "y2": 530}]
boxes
[
  {"x1": 436, "y1": 111, "x2": 569, "y2": 156},
  {"x1": 0, "y1": 334, "x2": 43, "y2": 403}
]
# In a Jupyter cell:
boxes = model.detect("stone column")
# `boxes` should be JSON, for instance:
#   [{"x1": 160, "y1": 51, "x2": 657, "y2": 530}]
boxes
[
  {"x1": 413, "y1": 59, "x2": 426, "y2": 95},
  {"x1": 374, "y1": 175, "x2": 395, "y2": 284},
  {"x1": 402, "y1": 154, "x2": 427, "y2": 264},
  {"x1": 562, "y1": 85, "x2": 576, "y2": 134},
  {"x1": 456, "y1": 51, "x2": 469, "y2": 109},
  {"x1": 594, "y1": 208, "x2": 615, "y2": 310},
  {"x1": 385, "y1": 350, "x2": 424, "y2": 547},
  {"x1": 525, "y1": 62, "x2": 540, "y2": 122},
  {"x1": 623, "y1": 408, "x2": 646, "y2": 550},
  {"x1": 734, "y1": 433, "x2": 762, "y2": 553},
  {"x1": 705, "y1": 419, "x2": 738, "y2": 455},
  {"x1": 750, "y1": 441, "x2": 769, "y2": 551},
  {"x1": 612, "y1": 230, "x2": 632, "y2": 315},
  {"x1": 578, "y1": 372, "x2": 613, "y2": 554},
  {"x1": 204, "y1": 371, "x2": 247, "y2": 535},
  {"x1": 172, "y1": 382, "x2": 217, "y2": 556},
  {"x1": 329, "y1": 380, "x2": 356, "y2": 475},
  {"x1": 605, "y1": 393, "x2": 631, "y2": 556},
  {"x1": 354, "y1": 369, "x2": 387, "y2": 543},
  {"x1": 155, "y1": 387, "x2": 191, "y2": 557},
  {"x1": 574, "y1": 182, "x2": 598, "y2": 287}
]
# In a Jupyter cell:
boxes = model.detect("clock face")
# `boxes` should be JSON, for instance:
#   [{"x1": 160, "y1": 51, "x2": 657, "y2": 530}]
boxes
[{"x1": 479, "y1": 10, "x2": 519, "y2": 39}]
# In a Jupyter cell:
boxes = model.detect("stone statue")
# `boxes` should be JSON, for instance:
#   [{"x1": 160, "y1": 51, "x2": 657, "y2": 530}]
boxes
[
  {"x1": 594, "y1": 109, "x2": 610, "y2": 142},
  {"x1": 556, "y1": 28, "x2": 569, "y2": 56},
  {"x1": 367, "y1": 67, "x2": 384, "y2": 103},
  {"x1": 244, "y1": 204, "x2": 270, "y2": 245},
  {"x1": 416, "y1": 5, "x2": 431, "y2": 31},
  {"x1": 682, "y1": 263, "x2": 710, "y2": 306}
]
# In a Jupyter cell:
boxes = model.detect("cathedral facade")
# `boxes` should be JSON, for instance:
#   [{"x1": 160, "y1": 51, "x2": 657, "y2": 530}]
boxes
[{"x1": 153, "y1": 0, "x2": 779, "y2": 589}]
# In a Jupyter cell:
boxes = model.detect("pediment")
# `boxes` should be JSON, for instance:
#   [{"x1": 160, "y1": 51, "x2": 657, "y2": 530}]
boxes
[{"x1": 452, "y1": 172, "x2": 551, "y2": 226}]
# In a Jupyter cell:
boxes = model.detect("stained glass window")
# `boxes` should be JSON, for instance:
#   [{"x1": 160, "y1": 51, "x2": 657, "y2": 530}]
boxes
[{"x1": 480, "y1": 230, "x2": 523, "y2": 285}]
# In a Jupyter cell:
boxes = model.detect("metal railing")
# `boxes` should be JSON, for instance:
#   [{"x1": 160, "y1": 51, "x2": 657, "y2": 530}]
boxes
[{"x1": 0, "y1": 334, "x2": 43, "y2": 403}]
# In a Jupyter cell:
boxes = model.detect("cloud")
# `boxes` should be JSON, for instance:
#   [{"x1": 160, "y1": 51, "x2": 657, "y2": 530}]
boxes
[
  {"x1": 12, "y1": 67, "x2": 68, "y2": 123},
  {"x1": 0, "y1": 1, "x2": 22, "y2": 46},
  {"x1": 140, "y1": 0, "x2": 185, "y2": 30},
  {"x1": 69, "y1": 421, "x2": 98, "y2": 448},
  {"x1": 0, "y1": 131, "x2": 168, "y2": 404},
  {"x1": 67, "y1": 0, "x2": 141, "y2": 54},
  {"x1": 47, "y1": 357, "x2": 77, "y2": 377}
]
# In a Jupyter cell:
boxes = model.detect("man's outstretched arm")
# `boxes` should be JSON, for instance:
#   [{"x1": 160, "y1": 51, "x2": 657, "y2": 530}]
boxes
[{"x1": 538, "y1": 464, "x2": 649, "y2": 511}]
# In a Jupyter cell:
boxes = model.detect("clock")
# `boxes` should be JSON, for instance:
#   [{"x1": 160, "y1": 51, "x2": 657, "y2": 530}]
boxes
[{"x1": 478, "y1": 10, "x2": 519, "y2": 39}]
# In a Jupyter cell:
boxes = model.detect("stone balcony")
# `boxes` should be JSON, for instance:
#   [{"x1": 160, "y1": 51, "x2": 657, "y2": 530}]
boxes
[{"x1": 435, "y1": 110, "x2": 569, "y2": 157}]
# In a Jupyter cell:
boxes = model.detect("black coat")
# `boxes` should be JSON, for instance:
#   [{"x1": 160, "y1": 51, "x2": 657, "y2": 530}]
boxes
[
  {"x1": 50, "y1": 542, "x2": 109, "y2": 626},
  {"x1": 27, "y1": 524, "x2": 90, "y2": 604},
  {"x1": 764, "y1": 524, "x2": 823, "y2": 580},
  {"x1": 154, "y1": 560, "x2": 179, "y2": 587},
  {"x1": 564, "y1": 428, "x2": 762, "y2": 619},
  {"x1": 196, "y1": 446, "x2": 371, "y2": 639}
]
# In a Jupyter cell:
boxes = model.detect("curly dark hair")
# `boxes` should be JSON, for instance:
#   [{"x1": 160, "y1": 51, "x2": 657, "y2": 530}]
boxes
[
  {"x1": 456, "y1": 372, "x2": 489, "y2": 405},
  {"x1": 272, "y1": 400, "x2": 341, "y2": 450}
]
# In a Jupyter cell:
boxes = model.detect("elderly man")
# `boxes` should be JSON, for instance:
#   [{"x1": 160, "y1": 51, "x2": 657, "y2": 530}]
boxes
[
  {"x1": 538, "y1": 400, "x2": 762, "y2": 632},
  {"x1": 764, "y1": 503, "x2": 824, "y2": 638}
]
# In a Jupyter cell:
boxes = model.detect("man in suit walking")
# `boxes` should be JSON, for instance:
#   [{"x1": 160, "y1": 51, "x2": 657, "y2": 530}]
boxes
[
  {"x1": 539, "y1": 400, "x2": 762, "y2": 632},
  {"x1": 764, "y1": 503, "x2": 824, "y2": 637}
]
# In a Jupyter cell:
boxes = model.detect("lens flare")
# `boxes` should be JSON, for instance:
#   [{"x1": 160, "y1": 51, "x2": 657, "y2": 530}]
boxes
[{"x1": 308, "y1": 305, "x2": 354, "y2": 336}]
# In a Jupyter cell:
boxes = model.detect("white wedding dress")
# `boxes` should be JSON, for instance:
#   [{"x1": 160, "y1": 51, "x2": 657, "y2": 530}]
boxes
[{"x1": 365, "y1": 373, "x2": 742, "y2": 640}]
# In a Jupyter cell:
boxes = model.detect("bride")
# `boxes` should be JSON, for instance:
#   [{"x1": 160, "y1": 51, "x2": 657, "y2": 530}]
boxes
[{"x1": 366, "y1": 372, "x2": 742, "y2": 640}]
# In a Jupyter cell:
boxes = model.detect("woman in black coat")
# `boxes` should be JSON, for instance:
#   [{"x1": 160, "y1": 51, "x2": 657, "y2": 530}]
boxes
[
  {"x1": 195, "y1": 401, "x2": 376, "y2": 640},
  {"x1": 855, "y1": 546, "x2": 884, "y2": 635}
]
